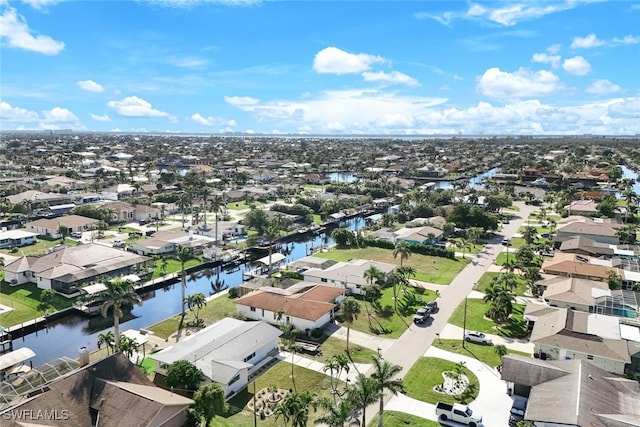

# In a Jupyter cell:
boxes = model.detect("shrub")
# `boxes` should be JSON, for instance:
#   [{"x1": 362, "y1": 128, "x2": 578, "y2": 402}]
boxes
[{"x1": 228, "y1": 287, "x2": 239, "y2": 298}]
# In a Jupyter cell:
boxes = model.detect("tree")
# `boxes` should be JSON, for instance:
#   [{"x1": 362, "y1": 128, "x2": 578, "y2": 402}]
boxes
[
  {"x1": 314, "y1": 396, "x2": 352, "y2": 427},
  {"x1": 244, "y1": 207, "x2": 270, "y2": 236},
  {"x1": 371, "y1": 355, "x2": 404, "y2": 427},
  {"x1": 118, "y1": 334, "x2": 137, "y2": 360},
  {"x1": 264, "y1": 220, "x2": 282, "y2": 278},
  {"x1": 185, "y1": 292, "x2": 207, "y2": 325},
  {"x1": 174, "y1": 246, "x2": 198, "y2": 318},
  {"x1": 94, "y1": 276, "x2": 142, "y2": 350},
  {"x1": 97, "y1": 331, "x2": 115, "y2": 355},
  {"x1": 521, "y1": 226, "x2": 538, "y2": 246},
  {"x1": 192, "y1": 382, "x2": 228, "y2": 427},
  {"x1": 338, "y1": 297, "x2": 361, "y2": 354},
  {"x1": 37, "y1": 289, "x2": 56, "y2": 315},
  {"x1": 347, "y1": 374, "x2": 378, "y2": 427},
  {"x1": 483, "y1": 281, "x2": 515, "y2": 323},
  {"x1": 455, "y1": 237, "x2": 471, "y2": 259},
  {"x1": 332, "y1": 227, "x2": 354, "y2": 247},
  {"x1": 392, "y1": 240, "x2": 412, "y2": 268},
  {"x1": 281, "y1": 322, "x2": 299, "y2": 392},
  {"x1": 274, "y1": 391, "x2": 317, "y2": 427},
  {"x1": 323, "y1": 354, "x2": 350, "y2": 402},
  {"x1": 606, "y1": 269, "x2": 622, "y2": 290},
  {"x1": 165, "y1": 360, "x2": 203, "y2": 391},
  {"x1": 494, "y1": 344, "x2": 508, "y2": 366}
]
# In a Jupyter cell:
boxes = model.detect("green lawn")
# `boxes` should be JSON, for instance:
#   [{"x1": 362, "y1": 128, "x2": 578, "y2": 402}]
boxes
[
  {"x1": 210, "y1": 361, "x2": 336, "y2": 427},
  {"x1": 226, "y1": 201, "x2": 263, "y2": 211},
  {"x1": 449, "y1": 299, "x2": 528, "y2": 338},
  {"x1": 300, "y1": 335, "x2": 378, "y2": 364},
  {"x1": 0, "y1": 238, "x2": 79, "y2": 257},
  {"x1": 475, "y1": 272, "x2": 528, "y2": 296},
  {"x1": 146, "y1": 293, "x2": 238, "y2": 338},
  {"x1": 337, "y1": 286, "x2": 437, "y2": 339},
  {"x1": 448, "y1": 238, "x2": 484, "y2": 255},
  {"x1": 150, "y1": 258, "x2": 203, "y2": 280},
  {"x1": 0, "y1": 282, "x2": 78, "y2": 327},
  {"x1": 432, "y1": 339, "x2": 531, "y2": 368},
  {"x1": 369, "y1": 412, "x2": 441, "y2": 427},
  {"x1": 313, "y1": 247, "x2": 469, "y2": 285},
  {"x1": 404, "y1": 357, "x2": 479, "y2": 405}
]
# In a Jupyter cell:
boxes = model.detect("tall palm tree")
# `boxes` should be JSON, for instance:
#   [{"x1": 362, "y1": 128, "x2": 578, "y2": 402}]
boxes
[
  {"x1": 338, "y1": 297, "x2": 361, "y2": 354},
  {"x1": 96, "y1": 277, "x2": 142, "y2": 350},
  {"x1": 210, "y1": 194, "x2": 224, "y2": 244},
  {"x1": 274, "y1": 390, "x2": 317, "y2": 427},
  {"x1": 347, "y1": 373, "x2": 378, "y2": 427},
  {"x1": 314, "y1": 396, "x2": 352, "y2": 427},
  {"x1": 371, "y1": 356, "x2": 404, "y2": 427},
  {"x1": 185, "y1": 292, "x2": 206, "y2": 325},
  {"x1": 323, "y1": 354, "x2": 350, "y2": 402},
  {"x1": 97, "y1": 331, "x2": 115, "y2": 355},
  {"x1": 392, "y1": 240, "x2": 412, "y2": 268},
  {"x1": 482, "y1": 282, "x2": 515, "y2": 323},
  {"x1": 281, "y1": 322, "x2": 299, "y2": 392},
  {"x1": 264, "y1": 220, "x2": 281, "y2": 278},
  {"x1": 521, "y1": 226, "x2": 538, "y2": 246},
  {"x1": 200, "y1": 186, "x2": 211, "y2": 229},
  {"x1": 174, "y1": 246, "x2": 198, "y2": 318}
]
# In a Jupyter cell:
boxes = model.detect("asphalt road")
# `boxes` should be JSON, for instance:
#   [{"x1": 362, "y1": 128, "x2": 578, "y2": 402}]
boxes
[{"x1": 362, "y1": 201, "x2": 540, "y2": 426}]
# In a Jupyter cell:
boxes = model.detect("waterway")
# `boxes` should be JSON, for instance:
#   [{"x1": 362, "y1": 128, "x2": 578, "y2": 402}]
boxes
[
  {"x1": 11, "y1": 218, "x2": 364, "y2": 365},
  {"x1": 619, "y1": 164, "x2": 640, "y2": 195}
]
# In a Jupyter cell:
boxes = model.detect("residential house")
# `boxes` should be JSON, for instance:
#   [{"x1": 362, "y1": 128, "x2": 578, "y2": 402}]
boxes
[
  {"x1": 416, "y1": 164, "x2": 448, "y2": 178},
  {"x1": 151, "y1": 318, "x2": 281, "y2": 398},
  {"x1": 41, "y1": 176, "x2": 87, "y2": 192},
  {"x1": 500, "y1": 355, "x2": 640, "y2": 427},
  {"x1": 0, "y1": 229, "x2": 38, "y2": 249},
  {"x1": 555, "y1": 217, "x2": 621, "y2": 245},
  {"x1": 101, "y1": 183, "x2": 135, "y2": 201},
  {"x1": 104, "y1": 200, "x2": 136, "y2": 223},
  {"x1": 540, "y1": 276, "x2": 610, "y2": 312},
  {"x1": 234, "y1": 283, "x2": 346, "y2": 331},
  {"x1": 7, "y1": 190, "x2": 73, "y2": 209},
  {"x1": 26, "y1": 214, "x2": 100, "y2": 238},
  {"x1": 129, "y1": 230, "x2": 216, "y2": 256},
  {"x1": 541, "y1": 253, "x2": 618, "y2": 281},
  {"x1": 565, "y1": 199, "x2": 599, "y2": 215},
  {"x1": 303, "y1": 259, "x2": 396, "y2": 295},
  {"x1": 394, "y1": 225, "x2": 444, "y2": 245},
  {"x1": 525, "y1": 306, "x2": 630, "y2": 375},
  {"x1": 558, "y1": 236, "x2": 615, "y2": 257},
  {"x1": 3, "y1": 243, "x2": 152, "y2": 294},
  {"x1": 0, "y1": 353, "x2": 193, "y2": 427}
]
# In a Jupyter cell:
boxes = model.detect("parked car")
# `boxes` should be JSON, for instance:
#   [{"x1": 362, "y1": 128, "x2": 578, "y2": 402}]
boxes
[
  {"x1": 501, "y1": 238, "x2": 511, "y2": 246},
  {"x1": 509, "y1": 397, "x2": 527, "y2": 425},
  {"x1": 112, "y1": 240, "x2": 125, "y2": 248},
  {"x1": 464, "y1": 330, "x2": 492, "y2": 345},
  {"x1": 435, "y1": 402, "x2": 482, "y2": 427},
  {"x1": 413, "y1": 308, "x2": 430, "y2": 324},
  {"x1": 70, "y1": 231, "x2": 82, "y2": 239},
  {"x1": 424, "y1": 300, "x2": 438, "y2": 314}
]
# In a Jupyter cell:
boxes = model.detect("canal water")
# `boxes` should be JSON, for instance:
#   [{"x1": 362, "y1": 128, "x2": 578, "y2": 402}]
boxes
[{"x1": 12, "y1": 218, "x2": 364, "y2": 365}]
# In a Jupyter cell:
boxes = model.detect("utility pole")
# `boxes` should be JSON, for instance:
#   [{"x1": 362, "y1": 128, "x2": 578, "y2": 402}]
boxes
[
  {"x1": 462, "y1": 297, "x2": 468, "y2": 349},
  {"x1": 253, "y1": 380, "x2": 257, "y2": 427}
]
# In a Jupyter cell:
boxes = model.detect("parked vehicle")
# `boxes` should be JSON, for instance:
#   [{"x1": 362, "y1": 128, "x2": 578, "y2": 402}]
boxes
[
  {"x1": 70, "y1": 231, "x2": 82, "y2": 238},
  {"x1": 509, "y1": 397, "x2": 527, "y2": 425},
  {"x1": 435, "y1": 402, "x2": 482, "y2": 427},
  {"x1": 112, "y1": 240, "x2": 125, "y2": 248},
  {"x1": 425, "y1": 300, "x2": 438, "y2": 314},
  {"x1": 501, "y1": 238, "x2": 511, "y2": 246},
  {"x1": 413, "y1": 307, "x2": 430, "y2": 324},
  {"x1": 464, "y1": 330, "x2": 492, "y2": 345}
]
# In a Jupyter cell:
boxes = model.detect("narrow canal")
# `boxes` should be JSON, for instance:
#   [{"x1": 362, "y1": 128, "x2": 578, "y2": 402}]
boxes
[{"x1": 12, "y1": 218, "x2": 364, "y2": 365}]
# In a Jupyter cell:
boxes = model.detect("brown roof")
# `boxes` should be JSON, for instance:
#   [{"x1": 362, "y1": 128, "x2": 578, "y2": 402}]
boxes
[
  {"x1": 26, "y1": 214, "x2": 99, "y2": 229},
  {"x1": 541, "y1": 253, "x2": 616, "y2": 280},
  {"x1": 234, "y1": 284, "x2": 345, "y2": 321}
]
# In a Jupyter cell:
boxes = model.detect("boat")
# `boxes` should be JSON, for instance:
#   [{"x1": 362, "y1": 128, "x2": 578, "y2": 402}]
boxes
[
  {"x1": 531, "y1": 178, "x2": 549, "y2": 188},
  {"x1": 599, "y1": 184, "x2": 618, "y2": 194}
]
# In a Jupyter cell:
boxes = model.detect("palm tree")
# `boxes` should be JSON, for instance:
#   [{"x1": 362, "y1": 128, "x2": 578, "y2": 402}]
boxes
[
  {"x1": 521, "y1": 226, "x2": 538, "y2": 246},
  {"x1": 264, "y1": 220, "x2": 281, "y2": 278},
  {"x1": 95, "y1": 277, "x2": 142, "y2": 350},
  {"x1": 281, "y1": 322, "x2": 299, "y2": 392},
  {"x1": 347, "y1": 373, "x2": 378, "y2": 427},
  {"x1": 274, "y1": 391, "x2": 317, "y2": 427},
  {"x1": 174, "y1": 246, "x2": 198, "y2": 318},
  {"x1": 483, "y1": 282, "x2": 515, "y2": 323},
  {"x1": 314, "y1": 396, "x2": 352, "y2": 427},
  {"x1": 501, "y1": 258, "x2": 518, "y2": 274},
  {"x1": 455, "y1": 237, "x2": 471, "y2": 259},
  {"x1": 371, "y1": 356, "x2": 404, "y2": 427},
  {"x1": 392, "y1": 240, "x2": 411, "y2": 268},
  {"x1": 97, "y1": 331, "x2": 115, "y2": 354},
  {"x1": 210, "y1": 194, "x2": 224, "y2": 244},
  {"x1": 185, "y1": 292, "x2": 206, "y2": 325},
  {"x1": 323, "y1": 354, "x2": 350, "y2": 402},
  {"x1": 338, "y1": 297, "x2": 361, "y2": 354}
]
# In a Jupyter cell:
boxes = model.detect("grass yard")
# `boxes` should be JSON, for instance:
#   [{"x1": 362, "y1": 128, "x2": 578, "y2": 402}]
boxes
[
  {"x1": 337, "y1": 286, "x2": 438, "y2": 338},
  {"x1": 404, "y1": 357, "x2": 479, "y2": 405},
  {"x1": 0, "y1": 238, "x2": 80, "y2": 257},
  {"x1": 432, "y1": 339, "x2": 532, "y2": 368},
  {"x1": 449, "y1": 299, "x2": 528, "y2": 338},
  {"x1": 301, "y1": 335, "x2": 378, "y2": 364},
  {"x1": 313, "y1": 247, "x2": 468, "y2": 285},
  {"x1": 150, "y1": 258, "x2": 203, "y2": 280},
  {"x1": 369, "y1": 412, "x2": 441, "y2": 427},
  {"x1": 0, "y1": 282, "x2": 77, "y2": 327},
  {"x1": 448, "y1": 238, "x2": 484, "y2": 255},
  {"x1": 210, "y1": 361, "x2": 336, "y2": 427},
  {"x1": 475, "y1": 272, "x2": 529, "y2": 296},
  {"x1": 146, "y1": 293, "x2": 237, "y2": 338},
  {"x1": 226, "y1": 201, "x2": 263, "y2": 211}
]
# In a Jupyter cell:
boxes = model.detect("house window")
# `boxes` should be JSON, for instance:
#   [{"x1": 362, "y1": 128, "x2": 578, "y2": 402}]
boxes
[
  {"x1": 243, "y1": 352, "x2": 256, "y2": 362},
  {"x1": 261, "y1": 309, "x2": 264, "y2": 317},
  {"x1": 229, "y1": 374, "x2": 240, "y2": 386},
  {"x1": 321, "y1": 278, "x2": 327, "y2": 283},
  {"x1": 250, "y1": 307, "x2": 256, "y2": 312},
  {"x1": 587, "y1": 355, "x2": 593, "y2": 360},
  {"x1": 159, "y1": 363, "x2": 169, "y2": 370}
]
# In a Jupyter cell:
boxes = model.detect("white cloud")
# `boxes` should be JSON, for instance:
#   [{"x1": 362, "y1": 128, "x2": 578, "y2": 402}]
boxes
[
  {"x1": 22, "y1": 0, "x2": 60, "y2": 10},
  {"x1": 42, "y1": 107, "x2": 78, "y2": 123},
  {"x1": 313, "y1": 47, "x2": 386, "y2": 75},
  {"x1": 532, "y1": 52, "x2": 561, "y2": 68},
  {"x1": 613, "y1": 34, "x2": 640, "y2": 45},
  {"x1": 77, "y1": 80, "x2": 105, "y2": 93},
  {"x1": 361, "y1": 71, "x2": 420, "y2": 87},
  {"x1": 477, "y1": 67, "x2": 562, "y2": 99},
  {"x1": 0, "y1": 100, "x2": 40, "y2": 123},
  {"x1": 571, "y1": 33, "x2": 606, "y2": 49},
  {"x1": 165, "y1": 56, "x2": 208, "y2": 68},
  {"x1": 0, "y1": 6, "x2": 65, "y2": 54},
  {"x1": 152, "y1": 0, "x2": 261, "y2": 7},
  {"x1": 90, "y1": 113, "x2": 111, "y2": 122},
  {"x1": 466, "y1": 4, "x2": 486, "y2": 17},
  {"x1": 0, "y1": 100, "x2": 82, "y2": 130},
  {"x1": 190, "y1": 113, "x2": 236, "y2": 127},
  {"x1": 107, "y1": 96, "x2": 173, "y2": 119},
  {"x1": 224, "y1": 96, "x2": 260, "y2": 106},
  {"x1": 563, "y1": 56, "x2": 591, "y2": 75},
  {"x1": 488, "y1": 4, "x2": 563, "y2": 26},
  {"x1": 585, "y1": 79, "x2": 621, "y2": 95}
]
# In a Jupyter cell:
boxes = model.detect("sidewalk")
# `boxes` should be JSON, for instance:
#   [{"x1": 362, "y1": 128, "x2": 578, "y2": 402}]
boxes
[
  {"x1": 276, "y1": 350, "x2": 371, "y2": 384},
  {"x1": 324, "y1": 323, "x2": 396, "y2": 353}
]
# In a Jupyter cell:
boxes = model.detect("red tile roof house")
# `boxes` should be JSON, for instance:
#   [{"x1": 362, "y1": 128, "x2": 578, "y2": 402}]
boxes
[{"x1": 234, "y1": 283, "x2": 346, "y2": 333}]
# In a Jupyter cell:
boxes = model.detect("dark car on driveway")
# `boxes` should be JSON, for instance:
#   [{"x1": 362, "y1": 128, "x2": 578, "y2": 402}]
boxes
[
  {"x1": 413, "y1": 308, "x2": 430, "y2": 324},
  {"x1": 425, "y1": 300, "x2": 438, "y2": 314}
]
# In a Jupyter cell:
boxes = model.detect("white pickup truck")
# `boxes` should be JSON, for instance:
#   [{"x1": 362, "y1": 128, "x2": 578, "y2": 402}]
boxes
[{"x1": 435, "y1": 402, "x2": 482, "y2": 427}]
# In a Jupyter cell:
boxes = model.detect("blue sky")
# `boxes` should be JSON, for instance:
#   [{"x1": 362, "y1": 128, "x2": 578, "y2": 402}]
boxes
[{"x1": 1, "y1": 0, "x2": 639, "y2": 135}]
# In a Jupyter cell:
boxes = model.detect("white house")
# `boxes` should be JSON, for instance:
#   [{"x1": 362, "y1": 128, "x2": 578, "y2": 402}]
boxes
[
  {"x1": 129, "y1": 230, "x2": 216, "y2": 256},
  {"x1": 303, "y1": 259, "x2": 396, "y2": 295},
  {"x1": 0, "y1": 230, "x2": 38, "y2": 249},
  {"x1": 234, "y1": 282, "x2": 346, "y2": 332},
  {"x1": 150, "y1": 318, "x2": 281, "y2": 398}
]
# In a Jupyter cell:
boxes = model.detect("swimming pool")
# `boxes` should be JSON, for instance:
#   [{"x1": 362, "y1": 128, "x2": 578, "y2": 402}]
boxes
[{"x1": 227, "y1": 236, "x2": 247, "y2": 244}]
